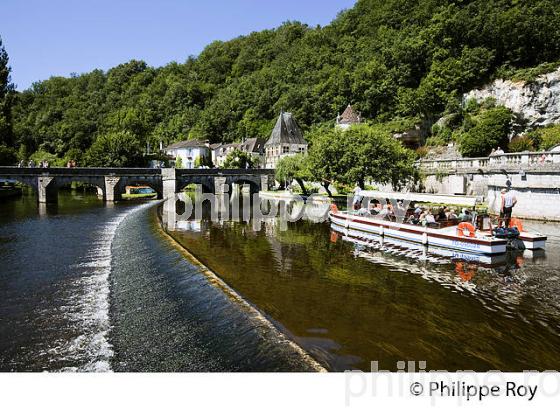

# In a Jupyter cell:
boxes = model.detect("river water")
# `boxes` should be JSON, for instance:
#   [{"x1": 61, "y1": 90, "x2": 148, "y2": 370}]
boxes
[{"x1": 2, "y1": 191, "x2": 560, "y2": 372}]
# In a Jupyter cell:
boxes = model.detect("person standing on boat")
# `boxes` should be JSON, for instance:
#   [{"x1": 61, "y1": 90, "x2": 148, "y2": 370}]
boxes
[
  {"x1": 500, "y1": 188, "x2": 517, "y2": 228},
  {"x1": 352, "y1": 184, "x2": 362, "y2": 210}
]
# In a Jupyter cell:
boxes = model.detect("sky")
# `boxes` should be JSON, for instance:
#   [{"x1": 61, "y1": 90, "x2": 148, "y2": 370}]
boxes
[{"x1": 2, "y1": 0, "x2": 356, "y2": 90}]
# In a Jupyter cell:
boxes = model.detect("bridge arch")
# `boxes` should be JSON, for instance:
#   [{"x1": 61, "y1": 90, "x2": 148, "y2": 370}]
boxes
[
  {"x1": 226, "y1": 176, "x2": 261, "y2": 194},
  {"x1": 0, "y1": 176, "x2": 38, "y2": 195},
  {"x1": 115, "y1": 177, "x2": 163, "y2": 199},
  {"x1": 176, "y1": 176, "x2": 215, "y2": 194}
]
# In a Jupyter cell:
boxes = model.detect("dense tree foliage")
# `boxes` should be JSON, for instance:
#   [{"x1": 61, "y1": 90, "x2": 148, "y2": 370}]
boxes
[
  {"x1": 456, "y1": 106, "x2": 514, "y2": 157},
  {"x1": 83, "y1": 131, "x2": 143, "y2": 167},
  {"x1": 5, "y1": 0, "x2": 560, "y2": 164},
  {"x1": 275, "y1": 154, "x2": 311, "y2": 194},
  {"x1": 307, "y1": 124, "x2": 417, "y2": 192},
  {"x1": 0, "y1": 36, "x2": 16, "y2": 164},
  {"x1": 221, "y1": 148, "x2": 257, "y2": 169}
]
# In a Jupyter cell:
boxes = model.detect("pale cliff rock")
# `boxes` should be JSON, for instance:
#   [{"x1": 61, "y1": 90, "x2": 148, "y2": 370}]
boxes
[{"x1": 463, "y1": 67, "x2": 560, "y2": 128}]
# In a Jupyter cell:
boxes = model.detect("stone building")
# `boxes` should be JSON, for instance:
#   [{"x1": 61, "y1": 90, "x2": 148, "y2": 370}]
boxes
[
  {"x1": 211, "y1": 137, "x2": 266, "y2": 168},
  {"x1": 264, "y1": 110, "x2": 308, "y2": 169},
  {"x1": 336, "y1": 104, "x2": 361, "y2": 130}
]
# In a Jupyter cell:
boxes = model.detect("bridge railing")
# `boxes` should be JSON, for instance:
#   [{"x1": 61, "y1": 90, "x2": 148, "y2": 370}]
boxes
[
  {"x1": 0, "y1": 167, "x2": 275, "y2": 176},
  {"x1": 418, "y1": 151, "x2": 560, "y2": 172}
]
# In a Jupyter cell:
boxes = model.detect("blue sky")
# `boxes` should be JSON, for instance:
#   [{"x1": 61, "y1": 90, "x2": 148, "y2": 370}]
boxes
[{"x1": 2, "y1": 0, "x2": 356, "y2": 90}]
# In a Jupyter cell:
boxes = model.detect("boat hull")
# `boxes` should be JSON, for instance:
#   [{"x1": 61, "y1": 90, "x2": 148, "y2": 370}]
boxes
[{"x1": 330, "y1": 212, "x2": 508, "y2": 256}]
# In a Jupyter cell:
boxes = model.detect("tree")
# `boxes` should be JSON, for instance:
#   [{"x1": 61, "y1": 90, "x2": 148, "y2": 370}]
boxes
[
  {"x1": 222, "y1": 148, "x2": 256, "y2": 169},
  {"x1": 458, "y1": 106, "x2": 514, "y2": 157},
  {"x1": 84, "y1": 131, "x2": 143, "y2": 167},
  {"x1": 308, "y1": 124, "x2": 417, "y2": 191},
  {"x1": 275, "y1": 154, "x2": 311, "y2": 194},
  {"x1": 0, "y1": 36, "x2": 14, "y2": 150},
  {"x1": 175, "y1": 155, "x2": 183, "y2": 169}
]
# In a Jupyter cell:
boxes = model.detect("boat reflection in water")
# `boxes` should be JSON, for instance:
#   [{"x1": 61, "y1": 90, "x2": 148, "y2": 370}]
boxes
[{"x1": 330, "y1": 222, "x2": 547, "y2": 288}]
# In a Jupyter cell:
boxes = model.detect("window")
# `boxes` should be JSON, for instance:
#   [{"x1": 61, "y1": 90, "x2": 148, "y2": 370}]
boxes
[{"x1": 283, "y1": 146, "x2": 290, "y2": 154}]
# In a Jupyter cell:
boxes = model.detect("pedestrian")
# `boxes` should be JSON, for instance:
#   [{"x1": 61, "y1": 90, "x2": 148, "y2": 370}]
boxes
[{"x1": 500, "y1": 188, "x2": 517, "y2": 228}]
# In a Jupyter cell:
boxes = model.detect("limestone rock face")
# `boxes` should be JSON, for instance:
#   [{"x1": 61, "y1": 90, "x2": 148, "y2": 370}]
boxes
[{"x1": 463, "y1": 68, "x2": 560, "y2": 128}]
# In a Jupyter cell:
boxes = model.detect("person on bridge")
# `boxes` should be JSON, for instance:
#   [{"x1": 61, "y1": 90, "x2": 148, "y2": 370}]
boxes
[{"x1": 28, "y1": 160, "x2": 35, "y2": 168}]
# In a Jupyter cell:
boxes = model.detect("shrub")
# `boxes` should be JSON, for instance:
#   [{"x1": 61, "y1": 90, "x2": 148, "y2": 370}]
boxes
[
  {"x1": 508, "y1": 136, "x2": 534, "y2": 152},
  {"x1": 537, "y1": 125, "x2": 560, "y2": 151},
  {"x1": 416, "y1": 146, "x2": 429, "y2": 158}
]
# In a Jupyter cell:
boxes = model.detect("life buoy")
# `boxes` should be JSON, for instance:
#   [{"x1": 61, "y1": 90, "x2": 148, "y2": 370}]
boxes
[
  {"x1": 330, "y1": 203, "x2": 339, "y2": 214},
  {"x1": 509, "y1": 217, "x2": 523, "y2": 232},
  {"x1": 457, "y1": 222, "x2": 476, "y2": 238}
]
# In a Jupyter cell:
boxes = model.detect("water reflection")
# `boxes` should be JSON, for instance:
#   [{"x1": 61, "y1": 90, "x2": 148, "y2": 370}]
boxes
[{"x1": 159, "y1": 193, "x2": 560, "y2": 371}]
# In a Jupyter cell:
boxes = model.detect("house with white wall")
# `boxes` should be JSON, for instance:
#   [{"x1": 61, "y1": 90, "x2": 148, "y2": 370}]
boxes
[{"x1": 164, "y1": 140, "x2": 211, "y2": 169}]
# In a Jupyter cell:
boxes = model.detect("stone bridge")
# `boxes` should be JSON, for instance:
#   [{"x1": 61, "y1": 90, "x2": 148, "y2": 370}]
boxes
[{"x1": 0, "y1": 167, "x2": 275, "y2": 203}]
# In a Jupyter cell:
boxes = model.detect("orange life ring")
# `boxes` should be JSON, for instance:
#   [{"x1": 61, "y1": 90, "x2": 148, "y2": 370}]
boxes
[
  {"x1": 330, "y1": 203, "x2": 339, "y2": 214},
  {"x1": 457, "y1": 222, "x2": 476, "y2": 238},
  {"x1": 509, "y1": 217, "x2": 523, "y2": 232}
]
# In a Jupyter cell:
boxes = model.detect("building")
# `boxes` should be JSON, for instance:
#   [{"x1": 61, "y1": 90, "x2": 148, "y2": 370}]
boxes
[
  {"x1": 239, "y1": 137, "x2": 266, "y2": 168},
  {"x1": 163, "y1": 140, "x2": 211, "y2": 169},
  {"x1": 264, "y1": 111, "x2": 308, "y2": 169},
  {"x1": 335, "y1": 104, "x2": 361, "y2": 130},
  {"x1": 211, "y1": 143, "x2": 240, "y2": 168},
  {"x1": 210, "y1": 138, "x2": 266, "y2": 168}
]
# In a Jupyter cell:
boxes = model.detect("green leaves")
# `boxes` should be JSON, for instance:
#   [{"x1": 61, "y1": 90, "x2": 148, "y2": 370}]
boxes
[
  {"x1": 222, "y1": 148, "x2": 257, "y2": 169},
  {"x1": 84, "y1": 131, "x2": 143, "y2": 167},
  {"x1": 307, "y1": 124, "x2": 416, "y2": 190},
  {"x1": 457, "y1": 106, "x2": 515, "y2": 157}
]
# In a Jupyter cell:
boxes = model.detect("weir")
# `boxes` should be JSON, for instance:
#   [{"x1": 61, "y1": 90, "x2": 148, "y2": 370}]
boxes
[{"x1": 0, "y1": 167, "x2": 275, "y2": 203}]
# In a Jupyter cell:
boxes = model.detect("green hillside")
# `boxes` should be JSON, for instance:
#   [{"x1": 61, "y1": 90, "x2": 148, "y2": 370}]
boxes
[{"x1": 2, "y1": 0, "x2": 560, "y2": 165}]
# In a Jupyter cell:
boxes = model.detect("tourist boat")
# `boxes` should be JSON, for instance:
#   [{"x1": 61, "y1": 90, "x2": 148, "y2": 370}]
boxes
[{"x1": 329, "y1": 192, "x2": 546, "y2": 256}]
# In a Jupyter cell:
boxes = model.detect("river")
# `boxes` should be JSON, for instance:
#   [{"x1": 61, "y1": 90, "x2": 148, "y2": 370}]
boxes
[{"x1": 1, "y1": 190, "x2": 560, "y2": 371}]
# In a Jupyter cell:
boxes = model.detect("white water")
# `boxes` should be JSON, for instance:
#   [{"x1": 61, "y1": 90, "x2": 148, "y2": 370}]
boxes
[{"x1": 48, "y1": 203, "x2": 154, "y2": 372}]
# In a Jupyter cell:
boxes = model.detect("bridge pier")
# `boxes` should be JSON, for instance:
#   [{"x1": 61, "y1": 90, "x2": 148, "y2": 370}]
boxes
[
  {"x1": 38, "y1": 176, "x2": 58, "y2": 203},
  {"x1": 214, "y1": 177, "x2": 228, "y2": 195},
  {"x1": 104, "y1": 176, "x2": 121, "y2": 202},
  {"x1": 162, "y1": 168, "x2": 178, "y2": 199},
  {"x1": 260, "y1": 174, "x2": 271, "y2": 191}
]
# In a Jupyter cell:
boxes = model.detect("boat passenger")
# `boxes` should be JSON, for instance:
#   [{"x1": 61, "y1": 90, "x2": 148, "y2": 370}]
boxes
[
  {"x1": 421, "y1": 210, "x2": 436, "y2": 227},
  {"x1": 446, "y1": 208, "x2": 458, "y2": 220},
  {"x1": 458, "y1": 208, "x2": 471, "y2": 222},
  {"x1": 436, "y1": 207, "x2": 447, "y2": 221}
]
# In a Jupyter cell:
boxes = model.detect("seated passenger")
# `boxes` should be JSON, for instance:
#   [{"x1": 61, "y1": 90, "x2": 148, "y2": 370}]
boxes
[
  {"x1": 446, "y1": 208, "x2": 458, "y2": 220},
  {"x1": 458, "y1": 208, "x2": 471, "y2": 222}
]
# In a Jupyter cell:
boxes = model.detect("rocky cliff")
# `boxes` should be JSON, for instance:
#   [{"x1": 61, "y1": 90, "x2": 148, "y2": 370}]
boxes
[{"x1": 463, "y1": 67, "x2": 560, "y2": 128}]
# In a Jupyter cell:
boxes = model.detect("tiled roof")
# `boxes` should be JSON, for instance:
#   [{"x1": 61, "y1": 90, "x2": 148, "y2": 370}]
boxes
[
  {"x1": 240, "y1": 137, "x2": 266, "y2": 153},
  {"x1": 165, "y1": 139, "x2": 209, "y2": 149},
  {"x1": 265, "y1": 111, "x2": 306, "y2": 146},
  {"x1": 338, "y1": 104, "x2": 360, "y2": 124}
]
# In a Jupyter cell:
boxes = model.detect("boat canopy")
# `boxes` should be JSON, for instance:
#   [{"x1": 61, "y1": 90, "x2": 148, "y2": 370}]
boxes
[{"x1": 359, "y1": 191, "x2": 480, "y2": 207}]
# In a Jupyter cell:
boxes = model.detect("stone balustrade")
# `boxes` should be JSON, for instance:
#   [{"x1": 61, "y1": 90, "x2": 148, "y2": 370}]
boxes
[{"x1": 418, "y1": 151, "x2": 560, "y2": 172}]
